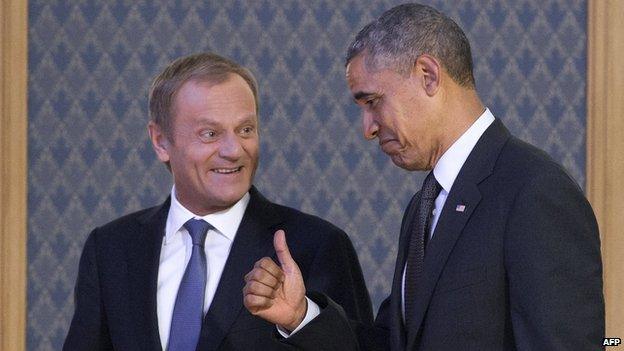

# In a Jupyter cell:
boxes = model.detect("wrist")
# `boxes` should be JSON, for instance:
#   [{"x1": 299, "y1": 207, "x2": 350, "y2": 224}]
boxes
[{"x1": 283, "y1": 297, "x2": 308, "y2": 332}]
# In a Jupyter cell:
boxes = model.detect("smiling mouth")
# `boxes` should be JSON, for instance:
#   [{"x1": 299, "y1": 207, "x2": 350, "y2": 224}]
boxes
[{"x1": 212, "y1": 166, "x2": 243, "y2": 174}]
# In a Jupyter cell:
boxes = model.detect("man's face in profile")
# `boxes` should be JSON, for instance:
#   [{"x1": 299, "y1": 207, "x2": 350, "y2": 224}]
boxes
[
  {"x1": 346, "y1": 54, "x2": 442, "y2": 171},
  {"x1": 160, "y1": 74, "x2": 259, "y2": 214}
]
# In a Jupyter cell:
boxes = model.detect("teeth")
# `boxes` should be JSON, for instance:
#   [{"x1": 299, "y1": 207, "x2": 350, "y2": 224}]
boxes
[{"x1": 213, "y1": 167, "x2": 241, "y2": 174}]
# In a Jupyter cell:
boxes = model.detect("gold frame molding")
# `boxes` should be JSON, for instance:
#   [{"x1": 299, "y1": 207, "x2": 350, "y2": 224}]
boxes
[
  {"x1": 0, "y1": 0, "x2": 27, "y2": 350},
  {"x1": 588, "y1": 0, "x2": 624, "y2": 338}
]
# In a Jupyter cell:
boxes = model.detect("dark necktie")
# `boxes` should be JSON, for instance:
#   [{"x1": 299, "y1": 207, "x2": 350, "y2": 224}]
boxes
[
  {"x1": 404, "y1": 171, "x2": 441, "y2": 331},
  {"x1": 168, "y1": 219, "x2": 212, "y2": 351}
]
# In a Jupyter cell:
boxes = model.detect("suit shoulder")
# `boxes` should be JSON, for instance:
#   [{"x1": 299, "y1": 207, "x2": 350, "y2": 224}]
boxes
[
  {"x1": 268, "y1": 202, "x2": 350, "y2": 243},
  {"x1": 497, "y1": 136, "x2": 580, "y2": 188},
  {"x1": 274, "y1": 203, "x2": 344, "y2": 231},
  {"x1": 90, "y1": 202, "x2": 166, "y2": 240}
]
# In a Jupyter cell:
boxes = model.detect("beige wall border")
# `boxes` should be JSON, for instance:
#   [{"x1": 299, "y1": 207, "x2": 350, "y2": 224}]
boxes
[
  {"x1": 588, "y1": 0, "x2": 624, "y2": 339},
  {"x1": 0, "y1": 0, "x2": 28, "y2": 350}
]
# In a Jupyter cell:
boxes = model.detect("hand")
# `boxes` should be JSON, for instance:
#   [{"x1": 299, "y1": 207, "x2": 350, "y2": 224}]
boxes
[{"x1": 243, "y1": 229, "x2": 307, "y2": 332}]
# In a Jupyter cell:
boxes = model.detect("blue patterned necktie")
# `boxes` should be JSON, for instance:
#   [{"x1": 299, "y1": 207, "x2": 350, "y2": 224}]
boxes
[
  {"x1": 404, "y1": 171, "x2": 441, "y2": 331},
  {"x1": 167, "y1": 219, "x2": 212, "y2": 351}
]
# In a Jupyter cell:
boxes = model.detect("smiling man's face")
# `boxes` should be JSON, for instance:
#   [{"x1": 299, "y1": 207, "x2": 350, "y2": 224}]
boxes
[{"x1": 152, "y1": 74, "x2": 259, "y2": 215}]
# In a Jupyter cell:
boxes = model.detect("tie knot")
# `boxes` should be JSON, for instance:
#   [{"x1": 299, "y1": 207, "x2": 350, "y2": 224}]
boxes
[
  {"x1": 183, "y1": 219, "x2": 212, "y2": 246},
  {"x1": 421, "y1": 171, "x2": 442, "y2": 200}
]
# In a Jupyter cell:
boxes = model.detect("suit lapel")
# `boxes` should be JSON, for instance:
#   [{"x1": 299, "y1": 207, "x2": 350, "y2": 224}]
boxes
[
  {"x1": 197, "y1": 187, "x2": 282, "y2": 350},
  {"x1": 127, "y1": 198, "x2": 170, "y2": 350},
  {"x1": 405, "y1": 119, "x2": 510, "y2": 349},
  {"x1": 404, "y1": 181, "x2": 482, "y2": 348},
  {"x1": 388, "y1": 192, "x2": 420, "y2": 351}
]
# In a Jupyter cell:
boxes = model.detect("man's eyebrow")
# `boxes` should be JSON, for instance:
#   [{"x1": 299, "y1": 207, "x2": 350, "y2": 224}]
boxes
[
  {"x1": 239, "y1": 113, "x2": 258, "y2": 122},
  {"x1": 195, "y1": 113, "x2": 257, "y2": 126}
]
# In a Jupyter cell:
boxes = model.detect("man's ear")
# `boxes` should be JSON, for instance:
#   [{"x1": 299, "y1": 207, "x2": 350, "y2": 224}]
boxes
[
  {"x1": 148, "y1": 121, "x2": 171, "y2": 163},
  {"x1": 412, "y1": 54, "x2": 441, "y2": 96}
]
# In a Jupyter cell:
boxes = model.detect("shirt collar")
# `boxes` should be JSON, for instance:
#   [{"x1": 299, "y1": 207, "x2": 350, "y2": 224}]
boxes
[
  {"x1": 433, "y1": 108, "x2": 495, "y2": 194},
  {"x1": 164, "y1": 186, "x2": 250, "y2": 244}
]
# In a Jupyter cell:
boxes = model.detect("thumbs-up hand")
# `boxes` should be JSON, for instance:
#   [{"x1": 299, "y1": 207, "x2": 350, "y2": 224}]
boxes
[{"x1": 243, "y1": 230, "x2": 307, "y2": 331}]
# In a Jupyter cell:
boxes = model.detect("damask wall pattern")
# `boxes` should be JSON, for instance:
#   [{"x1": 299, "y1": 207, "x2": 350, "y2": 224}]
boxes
[{"x1": 27, "y1": 0, "x2": 587, "y2": 349}]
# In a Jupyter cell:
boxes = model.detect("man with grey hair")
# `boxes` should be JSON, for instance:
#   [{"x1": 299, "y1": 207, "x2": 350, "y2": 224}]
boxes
[
  {"x1": 243, "y1": 3, "x2": 604, "y2": 350},
  {"x1": 64, "y1": 52, "x2": 373, "y2": 350}
]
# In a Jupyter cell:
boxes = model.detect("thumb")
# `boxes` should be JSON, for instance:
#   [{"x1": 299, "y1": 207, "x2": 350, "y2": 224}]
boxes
[{"x1": 274, "y1": 229, "x2": 296, "y2": 273}]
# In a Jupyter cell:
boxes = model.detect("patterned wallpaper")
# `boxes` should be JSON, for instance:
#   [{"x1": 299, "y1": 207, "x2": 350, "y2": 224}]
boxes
[{"x1": 27, "y1": 0, "x2": 587, "y2": 349}]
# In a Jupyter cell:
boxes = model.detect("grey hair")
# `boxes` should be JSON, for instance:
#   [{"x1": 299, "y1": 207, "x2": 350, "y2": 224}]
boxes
[{"x1": 345, "y1": 3, "x2": 475, "y2": 88}]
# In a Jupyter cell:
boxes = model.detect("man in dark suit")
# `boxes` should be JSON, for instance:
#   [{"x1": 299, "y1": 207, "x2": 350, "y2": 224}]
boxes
[
  {"x1": 63, "y1": 52, "x2": 373, "y2": 350},
  {"x1": 243, "y1": 3, "x2": 604, "y2": 350}
]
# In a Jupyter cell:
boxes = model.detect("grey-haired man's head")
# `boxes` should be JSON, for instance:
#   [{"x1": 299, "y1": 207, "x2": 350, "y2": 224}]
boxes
[{"x1": 346, "y1": 3, "x2": 475, "y2": 88}]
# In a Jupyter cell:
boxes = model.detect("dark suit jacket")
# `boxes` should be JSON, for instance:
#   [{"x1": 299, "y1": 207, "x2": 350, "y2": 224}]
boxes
[
  {"x1": 64, "y1": 187, "x2": 373, "y2": 350},
  {"x1": 284, "y1": 119, "x2": 604, "y2": 351}
]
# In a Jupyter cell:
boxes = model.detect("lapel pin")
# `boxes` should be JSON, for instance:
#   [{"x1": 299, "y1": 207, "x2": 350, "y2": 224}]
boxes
[{"x1": 455, "y1": 204, "x2": 466, "y2": 212}]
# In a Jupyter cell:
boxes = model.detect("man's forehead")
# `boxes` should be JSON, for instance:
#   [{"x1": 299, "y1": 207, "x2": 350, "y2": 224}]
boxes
[
  {"x1": 346, "y1": 57, "x2": 384, "y2": 98},
  {"x1": 172, "y1": 78, "x2": 257, "y2": 123},
  {"x1": 346, "y1": 55, "x2": 366, "y2": 76},
  {"x1": 345, "y1": 62, "x2": 354, "y2": 86},
  {"x1": 346, "y1": 57, "x2": 369, "y2": 88}
]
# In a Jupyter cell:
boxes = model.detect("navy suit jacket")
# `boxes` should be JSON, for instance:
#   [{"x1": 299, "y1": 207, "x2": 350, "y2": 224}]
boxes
[
  {"x1": 284, "y1": 119, "x2": 604, "y2": 351},
  {"x1": 64, "y1": 187, "x2": 373, "y2": 350}
]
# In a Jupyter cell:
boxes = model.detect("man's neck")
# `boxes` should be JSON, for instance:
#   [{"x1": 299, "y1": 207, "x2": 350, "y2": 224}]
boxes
[{"x1": 434, "y1": 87, "x2": 485, "y2": 167}]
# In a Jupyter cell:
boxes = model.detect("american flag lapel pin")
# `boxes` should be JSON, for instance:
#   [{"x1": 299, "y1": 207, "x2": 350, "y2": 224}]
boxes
[{"x1": 455, "y1": 204, "x2": 466, "y2": 212}]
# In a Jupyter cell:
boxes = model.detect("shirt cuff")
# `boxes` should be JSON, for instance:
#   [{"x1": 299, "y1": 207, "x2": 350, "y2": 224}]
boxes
[{"x1": 276, "y1": 296, "x2": 321, "y2": 338}]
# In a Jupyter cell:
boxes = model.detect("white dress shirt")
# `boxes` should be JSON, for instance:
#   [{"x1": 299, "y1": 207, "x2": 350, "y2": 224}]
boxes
[
  {"x1": 157, "y1": 187, "x2": 249, "y2": 348},
  {"x1": 401, "y1": 108, "x2": 495, "y2": 320}
]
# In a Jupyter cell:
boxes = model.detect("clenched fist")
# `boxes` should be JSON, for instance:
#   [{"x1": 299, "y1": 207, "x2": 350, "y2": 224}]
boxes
[{"x1": 243, "y1": 230, "x2": 307, "y2": 332}]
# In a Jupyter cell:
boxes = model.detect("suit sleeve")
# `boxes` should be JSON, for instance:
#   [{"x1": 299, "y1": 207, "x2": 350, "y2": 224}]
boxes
[
  {"x1": 504, "y1": 171, "x2": 604, "y2": 350},
  {"x1": 281, "y1": 229, "x2": 389, "y2": 351},
  {"x1": 63, "y1": 229, "x2": 113, "y2": 351},
  {"x1": 304, "y1": 229, "x2": 374, "y2": 324},
  {"x1": 283, "y1": 293, "x2": 389, "y2": 351}
]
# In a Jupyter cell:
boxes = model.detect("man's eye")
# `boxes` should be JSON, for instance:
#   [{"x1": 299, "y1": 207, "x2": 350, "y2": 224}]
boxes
[
  {"x1": 200, "y1": 130, "x2": 217, "y2": 139},
  {"x1": 366, "y1": 98, "x2": 378, "y2": 107},
  {"x1": 241, "y1": 126, "x2": 254, "y2": 134}
]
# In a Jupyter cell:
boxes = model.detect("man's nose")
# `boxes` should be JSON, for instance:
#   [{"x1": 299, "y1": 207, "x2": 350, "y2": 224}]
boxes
[
  {"x1": 362, "y1": 110, "x2": 379, "y2": 140},
  {"x1": 219, "y1": 133, "x2": 243, "y2": 160}
]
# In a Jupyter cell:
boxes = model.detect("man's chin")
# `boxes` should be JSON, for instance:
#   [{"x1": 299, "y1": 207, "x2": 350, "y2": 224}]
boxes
[
  {"x1": 214, "y1": 186, "x2": 251, "y2": 205},
  {"x1": 390, "y1": 154, "x2": 423, "y2": 171}
]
